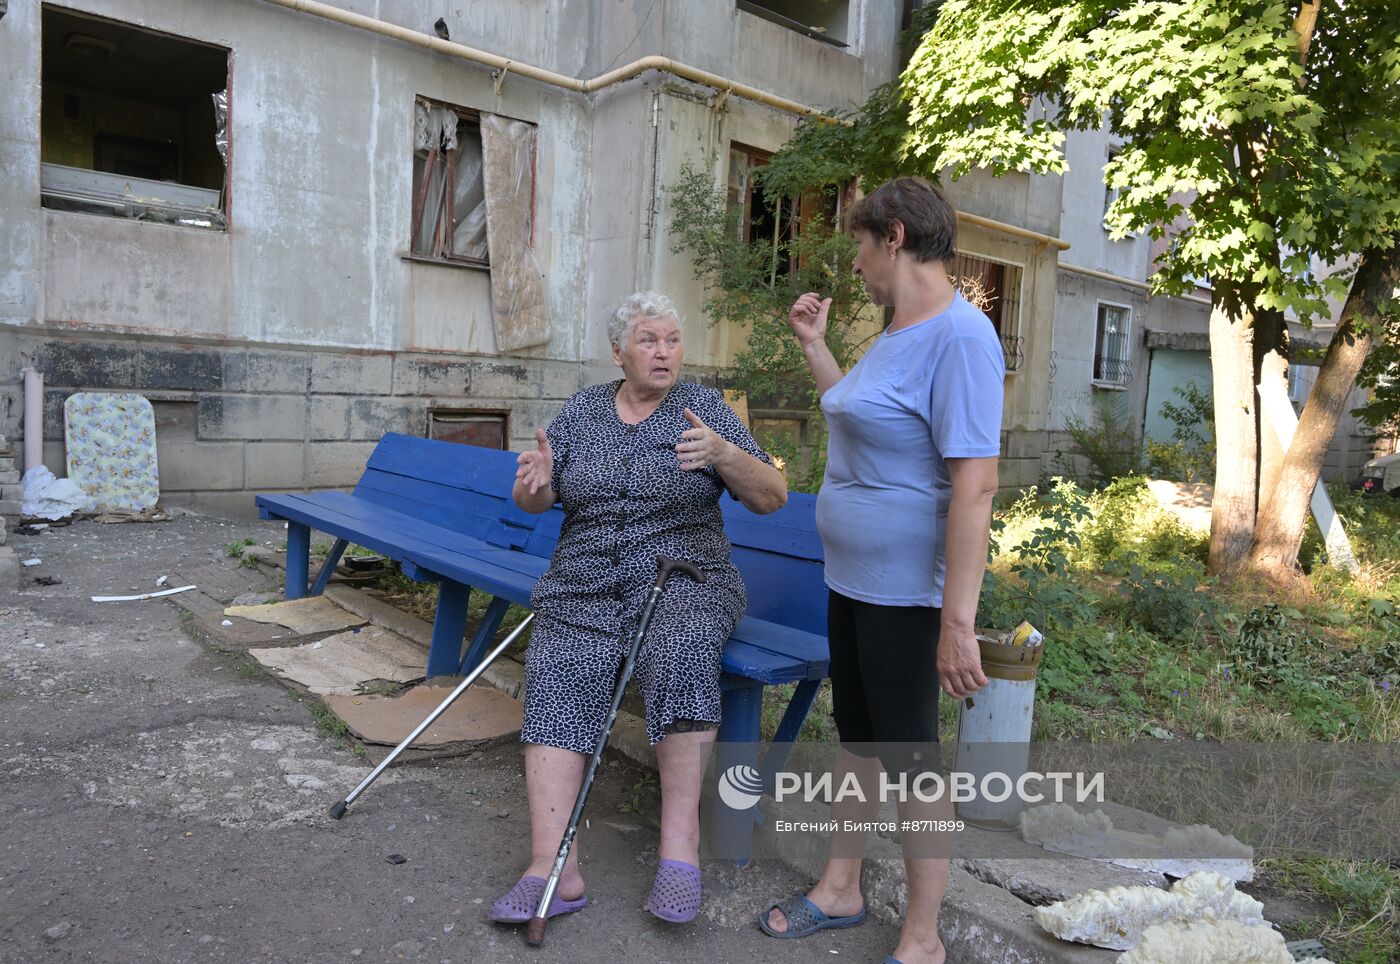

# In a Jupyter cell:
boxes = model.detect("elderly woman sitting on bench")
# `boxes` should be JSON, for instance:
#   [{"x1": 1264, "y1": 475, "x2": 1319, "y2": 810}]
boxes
[{"x1": 488, "y1": 291, "x2": 787, "y2": 926}]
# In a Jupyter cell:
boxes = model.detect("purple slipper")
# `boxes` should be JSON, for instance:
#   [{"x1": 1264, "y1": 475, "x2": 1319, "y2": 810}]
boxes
[
  {"x1": 647, "y1": 859, "x2": 702, "y2": 923},
  {"x1": 487, "y1": 875, "x2": 588, "y2": 924}
]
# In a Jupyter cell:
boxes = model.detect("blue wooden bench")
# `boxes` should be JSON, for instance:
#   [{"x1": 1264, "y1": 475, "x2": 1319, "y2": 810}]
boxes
[{"x1": 255, "y1": 431, "x2": 829, "y2": 858}]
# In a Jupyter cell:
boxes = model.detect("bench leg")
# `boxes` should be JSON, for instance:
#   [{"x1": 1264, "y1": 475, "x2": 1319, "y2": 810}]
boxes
[
  {"x1": 285, "y1": 523, "x2": 311, "y2": 600},
  {"x1": 460, "y1": 596, "x2": 510, "y2": 675},
  {"x1": 712, "y1": 679, "x2": 764, "y2": 865},
  {"x1": 760, "y1": 678, "x2": 821, "y2": 781},
  {"x1": 426, "y1": 582, "x2": 470, "y2": 678},
  {"x1": 309, "y1": 537, "x2": 349, "y2": 596}
]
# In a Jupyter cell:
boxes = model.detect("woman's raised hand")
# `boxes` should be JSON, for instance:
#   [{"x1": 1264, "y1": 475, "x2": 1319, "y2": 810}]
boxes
[
  {"x1": 788, "y1": 292, "x2": 832, "y2": 348},
  {"x1": 516, "y1": 428, "x2": 553, "y2": 495},
  {"x1": 676, "y1": 408, "x2": 732, "y2": 471}
]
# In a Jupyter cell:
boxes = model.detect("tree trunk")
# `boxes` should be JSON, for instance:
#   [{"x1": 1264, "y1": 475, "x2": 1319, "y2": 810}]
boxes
[
  {"x1": 1208, "y1": 301, "x2": 1261, "y2": 575},
  {"x1": 1249, "y1": 246, "x2": 1400, "y2": 575}
]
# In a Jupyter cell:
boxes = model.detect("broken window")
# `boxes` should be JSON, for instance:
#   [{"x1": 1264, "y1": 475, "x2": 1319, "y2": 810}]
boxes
[
  {"x1": 39, "y1": 5, "x2": 229, "y2": 228},
  {"x1": 428, "y1": 410, "x2": 507, "y2": 450},
  {"x1": 1093, "y1": 302, "x2": 1133, "y2": 386},
  {"x1": 727, "y1": 145, "x2": 842, "y2": 284},
  {"x1": 412, "y1": 99, "x2": 490, "y2": 264},
  {"x1": 949, "y1": 253, "x2": 1025, "y2": 372},
  {"x1": 737, "y1": 0, "x2": 851, "y2": 47},
  {"x1": 412, "y1": 100, "x2": 548, "y2": 351}
]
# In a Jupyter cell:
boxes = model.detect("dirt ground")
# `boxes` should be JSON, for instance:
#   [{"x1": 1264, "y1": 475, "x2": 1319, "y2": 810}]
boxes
[{"x1": 0, "y1": 515, "x2": 905, "y2": 963}]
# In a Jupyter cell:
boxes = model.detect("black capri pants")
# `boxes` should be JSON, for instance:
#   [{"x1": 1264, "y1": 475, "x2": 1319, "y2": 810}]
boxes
[{"x1": 827, "y1": 589, "x2": 942, "y2": 774}]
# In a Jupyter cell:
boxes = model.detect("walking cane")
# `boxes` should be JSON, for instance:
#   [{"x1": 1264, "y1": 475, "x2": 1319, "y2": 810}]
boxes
[
  {"x1": 329, "y1": 613, "x2": 536, "y2": 819},
  {"x1": 525, "y1": 555, "x2": 706, "y2": 947}
]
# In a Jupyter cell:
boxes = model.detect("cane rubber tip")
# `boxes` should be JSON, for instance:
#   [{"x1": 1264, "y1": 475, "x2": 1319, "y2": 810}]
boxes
[
  {"x1": 329, "y1": 801, "x2": 348, "y2": 820},
  {"x1": 524, "y1": 916, "x2": 547, "y2": 946}
]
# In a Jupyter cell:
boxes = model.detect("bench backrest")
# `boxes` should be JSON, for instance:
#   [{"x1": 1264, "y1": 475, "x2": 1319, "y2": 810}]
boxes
[
  {"x1": 356, "y1": 433, "x2": 828, "y2": 635},
  {"x1": 722, "y1": 494, "x2": 827, "y2": 636},
  {"x1": 353, "y1": 433, "x2": 542, "y2": 549}
]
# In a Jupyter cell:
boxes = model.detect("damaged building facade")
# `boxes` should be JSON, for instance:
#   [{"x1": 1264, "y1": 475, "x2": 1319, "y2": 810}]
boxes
[
  {"x1": 0, "y1": 0, "x2": 911, "y2": 517},
  {"x1": 0, "y1": 0, "x2": 1389, "y2": 519}
]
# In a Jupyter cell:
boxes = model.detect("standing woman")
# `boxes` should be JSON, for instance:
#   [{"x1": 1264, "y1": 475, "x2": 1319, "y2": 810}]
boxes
[{"x1": 759, "y1": 177, "x2": 1003, "y2": 964}]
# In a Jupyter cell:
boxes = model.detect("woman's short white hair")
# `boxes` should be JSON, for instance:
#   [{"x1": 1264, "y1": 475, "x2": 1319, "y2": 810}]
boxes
[{"x1": 609, "y1": 291, "x2": 682, "y2": 348}]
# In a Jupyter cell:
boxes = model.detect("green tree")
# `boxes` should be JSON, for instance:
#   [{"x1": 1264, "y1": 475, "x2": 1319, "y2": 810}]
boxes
[
  {"x1": 665, "y1": 159, "x2": 876, "y2": 490},
  {"x1": 762, "y1": 0, "x2": 1400, "y2": 578}
]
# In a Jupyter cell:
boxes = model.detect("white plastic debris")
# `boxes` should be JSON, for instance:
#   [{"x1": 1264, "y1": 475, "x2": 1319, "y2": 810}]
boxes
[
  {"x1": 1021, "y1": 803, "x2": 1254, "y2": 882},
  {"x1": 23, "y1": 559, "x2": 41, "y2": 567},
  {"x1": 91, "y1": 585, "x2": 197, "y2": 603},
  {"x1": 156, "y1": 576, "x2": 168, "y2": 587},
  {"x1": 221, "y1": 619, "x2": 233, "y2": 627},
  {"x1": 20, "y1": 466, "x2": 87, "y2": 520},
  {"x1": 1119, "y1": 919, "x2": 1325, "y2": 963},
  {"x1": 1034, "y1": 871, "x2": 1267, "y2": 951}
]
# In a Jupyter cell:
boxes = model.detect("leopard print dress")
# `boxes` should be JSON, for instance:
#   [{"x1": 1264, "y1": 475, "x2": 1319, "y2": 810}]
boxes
[{"x1": 520, "y1": 380, "x2": 774, "y2": 752}]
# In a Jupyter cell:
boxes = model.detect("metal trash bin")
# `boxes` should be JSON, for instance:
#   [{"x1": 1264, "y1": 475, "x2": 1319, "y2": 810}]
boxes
[{"x1": 954, "y1": 622, "x2": 1045, "y2": 829}]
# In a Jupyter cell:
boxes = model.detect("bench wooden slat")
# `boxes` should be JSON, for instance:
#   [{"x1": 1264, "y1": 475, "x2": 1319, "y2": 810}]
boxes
[
  {"x1": 255, "y1": 493, "x2": 501, "y2": 573},
  {"x1": 365, "y1": 432, "x2": 519, "y2": 492},
  {"x1": 353, "y1": 471, "x2": 528, "y2": 546},
  {"x1": 721, "y1": 495, "x2": 824, "y2": 560}
]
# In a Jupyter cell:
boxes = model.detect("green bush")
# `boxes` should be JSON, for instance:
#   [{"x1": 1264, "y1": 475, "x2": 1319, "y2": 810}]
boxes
[
  {"x1": 1057, "y1": 393, "x2": 1144, "y2": 485},
  {"x1": 1105, "y1": 552, "x2": 1215, "y2": 640},
  {"x1": 1229, "y1": 605, "x2": 1315, "y2": 685}
]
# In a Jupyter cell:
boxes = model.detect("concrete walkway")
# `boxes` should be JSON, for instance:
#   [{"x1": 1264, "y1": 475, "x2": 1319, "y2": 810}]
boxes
[{"x1": 1, "y1": 515, "x2": 904, "y2": 962}]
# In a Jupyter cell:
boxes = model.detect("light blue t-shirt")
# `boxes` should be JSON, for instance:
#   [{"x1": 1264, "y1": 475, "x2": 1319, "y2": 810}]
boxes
[{"x1": 816, "y1": 293, "x2": 1005, "y2": 607}]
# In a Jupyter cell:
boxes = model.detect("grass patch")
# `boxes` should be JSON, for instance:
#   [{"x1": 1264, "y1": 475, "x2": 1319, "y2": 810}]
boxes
[
  {"x1": 224, "y1": 538, "x2": 256, "y2": 558},
  {"x1": 306, "y1": 695, "x2": 366, "y2": 757},
  {"x1": 1257, "y1": 857, "x2": 1399, "y2": 963}
]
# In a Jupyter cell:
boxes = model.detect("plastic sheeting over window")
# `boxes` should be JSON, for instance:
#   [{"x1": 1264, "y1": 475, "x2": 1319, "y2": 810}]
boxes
[
  {"x1": 212, "y1": 90, "x2": 228, "y2": 165},
  {"x1": 480, "y1": 113, "x2": 548, "y2": 351}
]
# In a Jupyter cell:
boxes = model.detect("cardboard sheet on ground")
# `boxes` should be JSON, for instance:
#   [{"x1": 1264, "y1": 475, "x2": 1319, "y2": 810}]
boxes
[
  {"x1": 225, "y1": 596, "x2": 367, "y2": 634},
  {"x1": 324, "y1": 683, "x2": 523, "y2": 747},
  {"x1": 249, "y1": 626, "x2": 423, "y2": 695}
]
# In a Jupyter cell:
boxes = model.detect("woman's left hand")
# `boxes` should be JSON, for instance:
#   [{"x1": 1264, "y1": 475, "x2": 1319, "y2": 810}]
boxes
[
  {"x1": 676, "y1": 408, "x2": 732, "y2": 471},
  {"x1": 938, "y1": 626, "x2": 989, "y2": 699}
]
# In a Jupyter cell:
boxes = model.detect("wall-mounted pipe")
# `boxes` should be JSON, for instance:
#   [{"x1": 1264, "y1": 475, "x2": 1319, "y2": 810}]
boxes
[
  {"x1": 261, "y1": 0, "x2": 832, "y2": 119},
  {"x1": 260, "y1": 0, "x2": 1072, "y2": 252},
  {"x1": 21, "y1": 367, "x2": 43, "y2": 475}
]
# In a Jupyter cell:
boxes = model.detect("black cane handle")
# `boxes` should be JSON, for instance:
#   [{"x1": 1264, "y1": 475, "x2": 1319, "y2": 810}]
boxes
[{"x1": 653, "y1": 556, "x2": 706, "y2": 588}]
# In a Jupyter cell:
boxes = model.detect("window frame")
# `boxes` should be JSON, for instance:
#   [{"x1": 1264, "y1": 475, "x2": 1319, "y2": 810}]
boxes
[
  {"x1": 949, "y1": 249, "x2": 1027, "y2": 373},
  {"x1": 38, "y1": 4, "x2": 232, "y2": 230},
  {"x1": 409, "y1": 96, "x2": 493, "y2": 269},
  {"x1": 727, "y1": 142, "x2": 845, "y2": 283},
  {"x1": 735, "y1": 0, "x2": 854, "y2": 50},
  {"x1": 1092, "y1": 299, "x2": 1134, "y2": 389}
]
